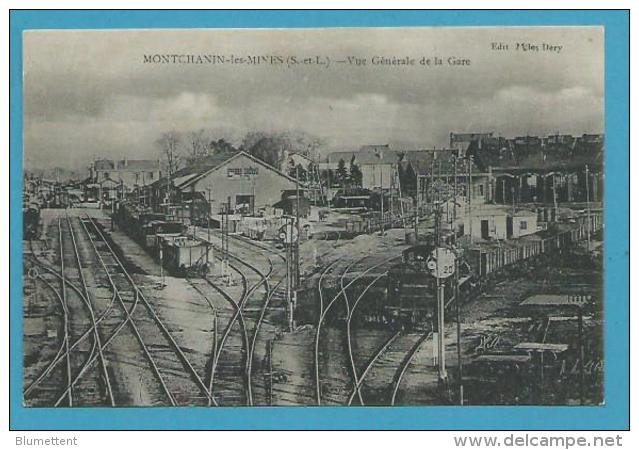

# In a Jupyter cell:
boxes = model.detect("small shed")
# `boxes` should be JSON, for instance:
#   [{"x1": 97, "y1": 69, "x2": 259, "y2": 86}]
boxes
[{"x1": 273, "y1": 195, "x2": 311, "y2": 218}]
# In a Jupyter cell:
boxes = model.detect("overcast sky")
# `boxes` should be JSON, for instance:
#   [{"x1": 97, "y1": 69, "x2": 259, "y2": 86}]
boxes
[{"x1": 23, "y1": 27, "x2": 603, "y2": 170}]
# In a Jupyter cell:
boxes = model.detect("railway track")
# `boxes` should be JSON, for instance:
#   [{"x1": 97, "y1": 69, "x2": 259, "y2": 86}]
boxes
[
  {"x1": 22, "y1": 272, "x2": 70, "y2": 406},
  {"x1": 24, "y1": 217, "x2": 117, "y2": 406},
  {"x1": 314, "y1": 253, "x2": 402, "y2": 405},
  {"x1": 57, "y1": 215, "x2": 114, "y2": 406},
  {"x1": 81, "y1": 214, "x2": 216, "y2": 406},
  {"x1": 342, "y1": 254, "x2": 431, "y2": 406},
  {"x1": 345, "y1": 271, "x2": 388, "y2": 405},
  {"x1": 194, "y1": 228, "x2": 288, "y2": 406},
  {"x1": 389, "y1": 331, "x2": 433, "y2": 405},
  {"x1": 347, "y1": 331, "x2": 432, "y2": 406}
]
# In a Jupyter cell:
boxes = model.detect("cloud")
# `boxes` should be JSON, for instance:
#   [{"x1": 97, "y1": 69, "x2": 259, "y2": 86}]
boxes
[{"x1": 23, "y1": 27, "x2": 604, "y2": 170}]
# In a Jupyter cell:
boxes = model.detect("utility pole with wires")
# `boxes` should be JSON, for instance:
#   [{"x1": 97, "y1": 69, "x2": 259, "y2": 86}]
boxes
[
  {"x1": 283, "y1": 216, "x2": 298, "y2": 332},
  {"x1": 220, "y1": 196, "x2": 231, "y2": 284},
  {"x1": 585, "y1": 165, "x2": 592, "y2": 251},
  {"x1": 295, "y1": 165, "x2": 301, "y2": 288},
  {"x1": 379, "y1": 165, "x2": 385, "y2": 236},
  {"x1": 552, "y1": 174, "x2": 559, "y2": 222},
  {"x1": 429, "y1": 206, "x2": 455, "y2": 387},
  {"x1": 414, "y1": 172, "x2": 420, "y2": 236},
  {"x1": 454, "y1": 251, "x2": 463, "y2": 404},
  {"x1": 468, "y1": 156, "x2": 473, "y2": 244},
  {"x1": 292, "y1": 166, "x2": 302, "y2": 331},
  {"x1": 453, "y1": 157, "x2": 458, "y2": 223}
]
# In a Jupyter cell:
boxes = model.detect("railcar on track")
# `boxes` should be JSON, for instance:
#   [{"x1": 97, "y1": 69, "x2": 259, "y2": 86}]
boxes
[{"x1": 114, "y1": 202, "x2": 210, "y2": 276}]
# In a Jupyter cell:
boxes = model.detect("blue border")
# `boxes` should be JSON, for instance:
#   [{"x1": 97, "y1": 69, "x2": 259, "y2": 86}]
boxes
[{"x1": 9, "y1": 10, "x2": 629, "y2": 430}]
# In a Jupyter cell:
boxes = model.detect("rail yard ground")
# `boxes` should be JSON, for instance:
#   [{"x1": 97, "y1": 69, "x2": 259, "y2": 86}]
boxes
[{"x1": 23, "y1": 206, "x2": 603, "y2": 407}]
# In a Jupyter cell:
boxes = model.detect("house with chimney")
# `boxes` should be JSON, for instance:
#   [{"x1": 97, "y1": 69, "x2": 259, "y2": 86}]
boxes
[{"x1": 89, "y1": 158, "x2": 163, "y2": 190}]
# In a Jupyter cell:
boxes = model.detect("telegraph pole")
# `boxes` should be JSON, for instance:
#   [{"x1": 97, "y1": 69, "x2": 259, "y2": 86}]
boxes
[
  {"x1": 585, "y1": 165, "x2": 592, "y2": 251},
  {"x1": 436, "y1": 211, "x2": 446, "y2": 382},
  {"x1": 414, "y1": 172, "x2": 419, "y2": 237},
  {"x1": 436, "y1": 275, "x2": 447, "y2": 382},
  {"x1": 379, "y1": 165, "x2": 385, "y2": 236},
  {"x1": 455, "y1": 257, "x2": 463, "y2": 405},
  {"x1": 293, "y1": 166, "x2": 301, "y2": 331},
  {"x1": 207, "y1": 187, "x2": 211, "y2": 244},
  {"x1": 285, "y1": 217, "x2": 296, "y2": 332},
  {"x1": 453, "y1": 157, "x2": 458, "y2": 222},
  {"x1": 295, "y1": 165, "x2": 301, "y2": 287},
  {"x1": 552, "y1": 175, "x2": 558, "y2": 222},
  {"x1": 468, "y1": 157, "x2": 473, "y2": 244},
  {"x1": 429, "y1": 217, "x2": 454, "y2": 386},
  {"x1": 226, "y1": 196, "x2": 231, "y2": 277}
]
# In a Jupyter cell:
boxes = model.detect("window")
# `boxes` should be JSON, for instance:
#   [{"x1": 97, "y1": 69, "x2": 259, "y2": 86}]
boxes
[
  {"x1": 228, "y1": 167, "x2": 259, "y2": 177},
  {"x1": 479, "y1": 184, "x2": 484, "y2": 196},
  {"x1": 520, "y1": 220, "x2": 528, "y2": 230},
  {"x1": 148, "y1": 172, "x2": 154, "y2": 180}
]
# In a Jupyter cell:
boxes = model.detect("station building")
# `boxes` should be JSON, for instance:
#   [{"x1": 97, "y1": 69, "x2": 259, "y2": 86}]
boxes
[{"x1": 147, "y1": 151, "x2": 299, "y2": 224}]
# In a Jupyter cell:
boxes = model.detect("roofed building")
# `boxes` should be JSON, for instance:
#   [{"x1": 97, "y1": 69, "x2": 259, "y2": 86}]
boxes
[
  {"x1": 90, "y1": 158, "x2": 162, "y2": 190},
  {"x1": 148, "y1": 150, "x2": 299, "y2": 224},
  {"x1": 323, "y1": 145, "x2": 399, "y2": 189}
]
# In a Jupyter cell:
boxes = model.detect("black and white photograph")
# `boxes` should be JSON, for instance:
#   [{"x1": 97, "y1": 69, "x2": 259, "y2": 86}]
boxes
[{"x1": 22, "y1": 26, "x2": 604, "y2": 407}]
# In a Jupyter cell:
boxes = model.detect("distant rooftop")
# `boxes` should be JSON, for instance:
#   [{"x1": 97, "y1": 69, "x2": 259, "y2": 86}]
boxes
[{"x1": 94, "y1": 159, "x2": 160, "y2": 171}]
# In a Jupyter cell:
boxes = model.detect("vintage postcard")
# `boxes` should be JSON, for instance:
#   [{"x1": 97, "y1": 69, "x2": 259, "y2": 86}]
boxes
[
  {"x1": 21, "y1": 26, "x2": 605, "y2": 408},
  {"x1": 11, "y1": 11, "x2": 629, "y2": 432}
]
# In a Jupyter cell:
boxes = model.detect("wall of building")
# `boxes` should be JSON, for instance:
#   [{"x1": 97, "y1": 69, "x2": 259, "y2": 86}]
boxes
[
  {"x1": 469, "y1": 174, "x2": 490, "y2": 204},
  {"x1": 361, "y1": 164, "x2": 395, "y2": 190},
  {"x1": 461, "y1": 212, "x2": 537, "y2": 240},
  {"x1": 95, "y1": 169, "x2": 161, "y2": 189},
  {"x1": 511, "y1": 214, "x2": 538, "y2": 238},
  {"x1": 188, "y1": 154, "x2": 297, "y2": 213}
]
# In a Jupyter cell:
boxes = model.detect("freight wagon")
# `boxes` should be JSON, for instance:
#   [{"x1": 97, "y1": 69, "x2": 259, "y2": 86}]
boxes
[
  {"x1": 384, "y1": 212, "x2": 602, "y2": 328},
  {"x1": 114, "y1": 202, "x2": 209, "y2": 276},
  {"x1": 466, "y1": 213, "x2": 602, "y2": 278},
  {"x1": 23, "y1": 203, "x2": 41, "y2": 240},
  {"x1": 159, "y1": 235, "x2": 211, "y2": 276}
]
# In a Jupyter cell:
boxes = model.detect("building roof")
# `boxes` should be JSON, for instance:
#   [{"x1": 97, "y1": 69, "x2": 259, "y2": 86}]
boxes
[
  {"x1": 466, "y1": 205, "x2": 537, "y2": 218},
  {"x1": 513, "y1": 342, "x2": 570, "y2": 353},
  {"x1": 94, "y1": 159, "x2": 160, "y2": 171},
  {"x1": 473, "y1": 354, "x2": 531, "y2": 364},
  {"x1": 328, "y1": 146, "x2": 461, "y2": 166},
  {"x1": 286, "y1": 151, "x2": 313, "y2": 163},
  {"x1": 148, "y1": 150, "x2": 239, "y2": 189},
  {"x1": 327, "y1": 144, "x2": 402, "y2": 165},
  {"x1": 450, "y1": 132, "x2": 495, "y2": 143},
  {"x1": 449, "y1": 132, "x2": 604, "y2": 173},
  {"x1": 154, "y1": 150, "x2": 300, "y2": 191},
  {"x1": 519, "y1": 294, "x2": 591, "y2": 308},
  {"x1": 399, "y1": 150, "x2": 482, "y2": 176}
]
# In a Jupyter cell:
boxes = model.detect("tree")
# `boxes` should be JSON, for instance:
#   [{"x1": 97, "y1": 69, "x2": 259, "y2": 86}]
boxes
[
  {"x1": 336, "y1": 158, "x2": 348, "y2": 188},
  {"x1": 156, "y1": 132, "x2": 182, "y2": 205},
  {"x1": 156, "y1": 132, "x2": 182, "y2": 178},
  {"x1": 296, "y1": 163, "x2": 308, "y2": 182},
  {"x1": 241, "y1": 132, "x2": 291, "y2": 168},
  {"x1": 349, "y1": 158, "x2": 363, "y2": 188},
  {"x1": 209, "y1": 138, "x2": 236, "y2": 155},
  {"x1": 287, "y1": 157, "x2": 297, "y2": 178},
  {"x1": 185, "y1": 129, "x2": 208, "y2": 165},
  {"x1": 306, "y1": 161, "x2": 318, "y2": 183}
]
